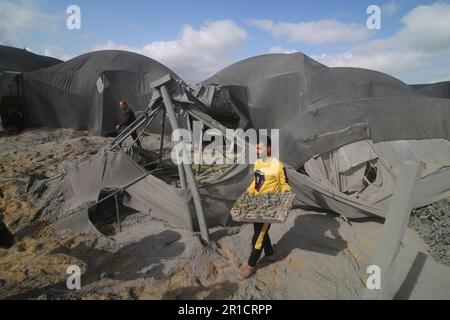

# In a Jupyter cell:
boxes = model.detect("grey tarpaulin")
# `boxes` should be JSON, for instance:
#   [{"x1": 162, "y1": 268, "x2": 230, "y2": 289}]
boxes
[
  {"x1": 411, "y1": 81, "x2": 450, "y2": 99},
  {"x1": 55, "y1": 149, "x2": 247, "y2": 233},
  {"x1": 0, "y1": 73, "x2": 16, "y2": 96},
  {"x1": 21, "y1": 50, "x2": 183, "y2": 135},
  {"x1": 196, "y1": 53, "x2": 450, "y2": 169},
  {"x1": 53, "y1": 148, "x2": 392, "y2": 235},
  {"x1": 199, "y1": 164, "x2": 386, "y2": 221},
  {"x1": 51, "y1": 52, "x2": 450, "y2": 230},
  {"x1": 0, "y1": 45, "x2": 61, "y2": 72},
  {"x1": 55, "y1": 150, "x2": 194, "y2": 233},
  {"x1": 0, "y1": 44, "x2": 61, "y2": 102},
  {"x1": 50, "y1": 149, "x2": 299, "y2": 232}
]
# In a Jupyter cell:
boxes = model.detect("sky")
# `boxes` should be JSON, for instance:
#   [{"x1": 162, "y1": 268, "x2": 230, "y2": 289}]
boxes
[{"x1": 1, "y1": 0, "x2": 449, "y2": 84}]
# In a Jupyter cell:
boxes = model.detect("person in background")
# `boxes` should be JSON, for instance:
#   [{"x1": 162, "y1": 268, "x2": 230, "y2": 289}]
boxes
[
  {"x1": 116, "y1": 99, "x2": 142, "y2": 148},
  {"x1": 238, "y1": 135, "x2": 292, "y2": 280}
]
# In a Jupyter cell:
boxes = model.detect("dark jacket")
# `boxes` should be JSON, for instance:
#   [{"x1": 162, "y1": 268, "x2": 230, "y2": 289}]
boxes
[{"x1": 118, "y1": 107, "x2": 137, "y2": 130}]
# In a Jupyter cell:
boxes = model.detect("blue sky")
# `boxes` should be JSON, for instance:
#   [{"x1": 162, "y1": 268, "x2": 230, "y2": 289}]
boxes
[{"x1": 1, "y1": 0, "x2": 449, "y2": 84}]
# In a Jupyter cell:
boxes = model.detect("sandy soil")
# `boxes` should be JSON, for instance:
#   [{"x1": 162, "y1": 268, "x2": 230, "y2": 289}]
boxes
[{"x1": 1, "y1": 128, "x2": 449, "y2": 300}]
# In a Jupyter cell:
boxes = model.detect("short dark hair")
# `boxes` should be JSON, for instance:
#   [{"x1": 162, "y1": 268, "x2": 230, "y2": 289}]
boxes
[
  {"x1": 119, "y1": 99, "x2": 128, "y2": 107},
  {"x1": 257, "y1": 134, "x2": 272, "y2": 148}
]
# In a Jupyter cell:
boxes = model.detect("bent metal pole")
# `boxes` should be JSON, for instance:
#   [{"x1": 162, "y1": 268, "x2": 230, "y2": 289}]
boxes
[{"x1": 160, "y1": 84, "x2": 210, "y2": 243}]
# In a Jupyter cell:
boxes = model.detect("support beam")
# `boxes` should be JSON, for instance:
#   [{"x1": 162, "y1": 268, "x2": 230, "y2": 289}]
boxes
[
  {"x1": 127, "y1": 107, "x2": 160, "y2": 152},
  {"x1": 115, "y1": 194, "x2": 121, "y2": 232},
  {"x1": 110, "y1": 106, "x2": 160, "y2": 151},
  {"x1": 114, "y1": 104, "x2": 158, "y2": 143},
  {"x1": 159, "y1": 86, "x2": 186, "y2": 189},
  {"x1": 362, "y1": 161, "x2": 423, "y2": 300},
  {"x1": 193, "y1": 120, "x2": 203, "y2": 176},
  {"x1": 160, "y1": 84, "x2": 210, "y2": 243},
  {"x1": 158, "y1": 109, "x2": 166, "y2": 167}
]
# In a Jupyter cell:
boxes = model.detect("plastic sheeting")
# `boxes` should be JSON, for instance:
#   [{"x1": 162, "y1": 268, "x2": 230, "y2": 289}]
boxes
[
  {"x1": 55, "y1": 150, "x2": 193, "y2": 233},
  {"x1": 0, "y1": 73, "x2": 16, "y2": 97},
  {"x1": 56, "y1": 149, "x2": 253, "y2": 233},
  {"x1": 374, "y1": 139, "x2": 450, "y2": 176},
  {"x1": 411, "y1": 81, "x2": 450, "y2": 99},
  {"x1": 336, "y1": 141, "x2": 378, "y2": 173},
  {"x1": 0, "y1": 45, "x2": 61, "y2": 72},
  {"x1": 54, "y1": 147, "x2": 388, "y2": 235},
  {"x1": 0, "y1": 45, "x2": 61, "y2": 106},
  {"x1": 21, "y1": 50, "x2": 182, "y2": 135},
  {"x1": 55, "y1": 139, "x2": 450, "y2": 234},
  {"x1": 196, "y1": 53, "x2": 450, "y2": 169},
  {"x1": 50, "y1": 52, "x2": 450, "y2": 229},
  {"x1": 304, "y1": 138, "x2": 450, "y2": 215}
]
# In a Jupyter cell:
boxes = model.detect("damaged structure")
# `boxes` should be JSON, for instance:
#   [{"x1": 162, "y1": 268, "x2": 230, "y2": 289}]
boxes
[
  {"x1": 20, "y1": 50, "x2": 182, "y2": 135},
  {"x1": 2, "y1": 44, "x2": 450, "y2": 299},
  {"x1": 411, "y1": 81, "x2": 450, "y2": 99},
  {"x1": 192, "y1": 53, "x2": 450, "y2": 220},
  {"x1": 0, "y1": 45, "x2": 61, "y2": 130},
  {"x1": 2, "y1": 46, "x2": 449, "y2": 252}
]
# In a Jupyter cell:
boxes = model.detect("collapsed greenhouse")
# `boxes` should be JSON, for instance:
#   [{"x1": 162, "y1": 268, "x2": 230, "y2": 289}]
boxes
[
  {"x1": 0, "y1": 45, "x2": 62, "y2": 130},
  {"x1": 191, "y1": 53, "x2": 450, "y2": 220},
  {"x1": 1, "y1": 48, "x2": 448, "y2": 234},
  {"x1": 1, "y1": 45, "x2": 450, "y2": 299}
]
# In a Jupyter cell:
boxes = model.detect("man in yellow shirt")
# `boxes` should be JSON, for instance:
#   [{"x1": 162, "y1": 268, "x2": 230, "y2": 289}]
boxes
[{"x1": 238, "y1": 135, "x2": 292, "y2": 280}]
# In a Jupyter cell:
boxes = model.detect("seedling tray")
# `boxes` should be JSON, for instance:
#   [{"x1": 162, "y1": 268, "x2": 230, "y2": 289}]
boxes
[{"x1": 230, "y1": 192, "x2": 295, "y2": 223}]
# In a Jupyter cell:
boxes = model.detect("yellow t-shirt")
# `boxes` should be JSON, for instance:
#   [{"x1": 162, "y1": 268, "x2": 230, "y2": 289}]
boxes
[{"x1": 246, "y1": 157, "x2": 292, "y2": 195}]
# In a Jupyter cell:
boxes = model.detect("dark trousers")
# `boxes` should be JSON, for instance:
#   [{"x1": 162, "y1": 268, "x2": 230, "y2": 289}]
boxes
[{"x1": 248, "y1": 223, "x2": 273, "y2": 267}]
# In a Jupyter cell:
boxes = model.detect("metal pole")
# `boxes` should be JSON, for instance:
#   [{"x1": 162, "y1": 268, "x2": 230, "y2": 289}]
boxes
[
  {"x1": 110, "y1": 106, "x2": 160, "y2": 150},
  {"x1": 160, "y1": 85, "x2": 210, "y2": 243},
  {"x1": 126, "y1": 107, "x2": 160, "y2": 152},
  {"x1": 184, "y1": 110, "x2": 243, "y2": 163},
  {"x1": 193, "y1": 120, "x2": 203, "y2": 176},
  {"x1": 115, "y1": 194, "x2": 121, "y2": 232},
  {"x1": 160, "y1": 87, "x2": 187, "y2": 190},
  {"x1": 159, "y1": 109, "x2": 166, "y2": 166}
]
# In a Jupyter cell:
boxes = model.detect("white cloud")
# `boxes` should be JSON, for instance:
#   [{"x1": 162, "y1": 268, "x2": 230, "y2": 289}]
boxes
[
  {"x1": 398, "y1": 3, "x2": 450, "y2": 52},
  {"x1": 247, "y1": 18, "x2": 370, "y2": 44},
  {"x1": 0, "y1": 0, "x2": 61, "y2": 46},
  {"x1": 382, "y1": 1, "x2": 402, "y2": 16},
  {"x1": 312, "y1": 51, "x2": 426, "y2": 75},
  {"x1": 268, "y1": 46, "x2": 297, "y2": 54},
  {"x1": 312, "y1": 3, "x2": 450, "y2": 84},
  {"x1": 92, "y1": 20, "x2": 248, "y2": 84}
]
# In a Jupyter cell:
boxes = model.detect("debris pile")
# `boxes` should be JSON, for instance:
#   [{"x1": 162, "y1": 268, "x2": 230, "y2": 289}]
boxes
[{"x1": 410, "y1": 199, "x2": 450, "y2": 266}]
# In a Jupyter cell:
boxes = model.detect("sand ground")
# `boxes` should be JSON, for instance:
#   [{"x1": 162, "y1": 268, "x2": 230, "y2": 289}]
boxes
[{"x1": 1, "y1": 128, "x2": 449, "y2": 299}]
